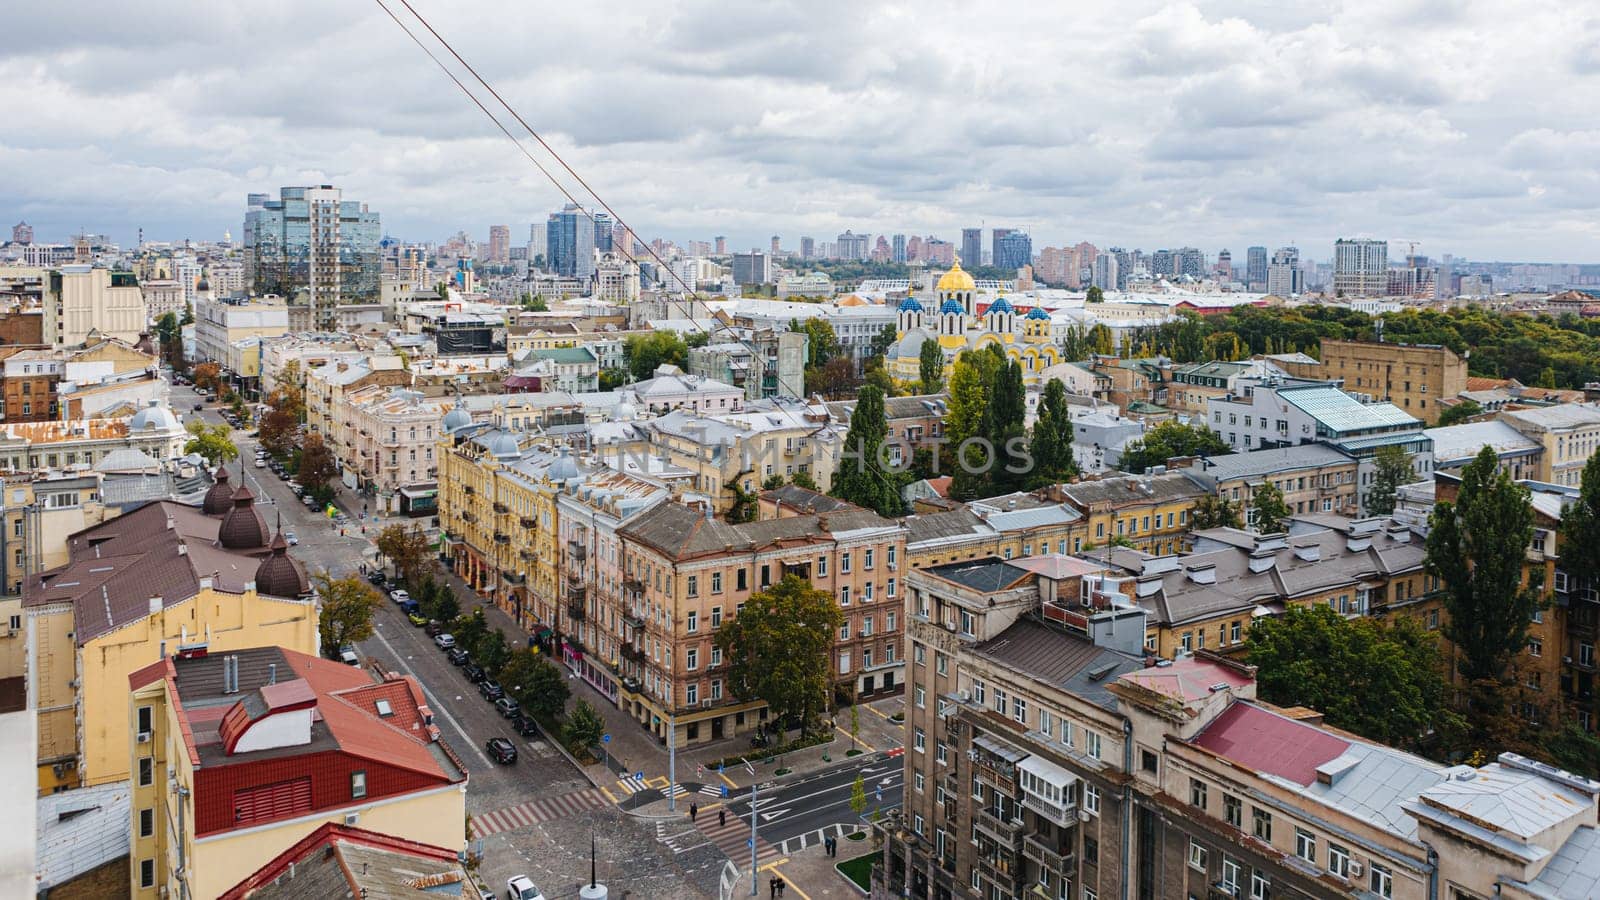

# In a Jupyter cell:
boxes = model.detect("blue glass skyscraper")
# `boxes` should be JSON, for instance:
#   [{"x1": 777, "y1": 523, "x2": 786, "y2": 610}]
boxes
[{"x1": 547, "y1": 204, "x2": 596, "y2": 279}]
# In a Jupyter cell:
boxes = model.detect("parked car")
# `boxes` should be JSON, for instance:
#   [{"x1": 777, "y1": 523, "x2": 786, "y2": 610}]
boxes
[
  {"x1": 506, "y1": 875, "x2": 544, "y2": 900},
  {"x1": 461, "y1": 663, "x2": 487, "y2": 684},
  {"x1": 494, "y1": 697, "x2": 521, "y2": 718},
  {"x1": 478, "y1": 679, "x2": 504, "y2": 700},
  {"x1": 433, "y1": 633, "x2": 456, "y2": 650},
  {"x1": 288, "y1": 484, "x2": 304, "y2": 496},
  {"x1": 302, "y1": 495, "x2": 318, "y2": 509},
  {"x1": 367, "y1": 571, "x2": 387, "y2": 586},
  {"x1": 389, "y1": 589, "x2": 411, "y2": 604},
  {"x1": 424, "y1": 620, "x2": 444, "y2": 637},
  {"x1": 447, "y1": 647, "x2": 470, "y2": 666},
  {"x1": 283, "y1": 531, "x2": 297, "y2": 546},
  {"x1": 486, "y1": 738, "x2": 518, "y2": 765},
  {"x1": 192, "y1": 403, "x2": 203, "y2": 412},
  {"x1": 510, "y1": 715, "x2": 540, "y2": 738},
  {"x1": 338, "y1": 644, "x2": 359, "y2": 666},
  {"x1": 407, "y1": 611, "x2": 428, "y2": 627}
]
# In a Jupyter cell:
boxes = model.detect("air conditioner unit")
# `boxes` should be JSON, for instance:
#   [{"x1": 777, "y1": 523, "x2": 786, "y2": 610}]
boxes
[
  {"x1": 344, "y1": 812, "x2": 360, "y2": 826},
  {"x1": 967, "y1": 749, "x2": 979, "y2": 762},
  {"x1": 1348, "y1": 862, "x2": 1362, "y2": 878},
  {"x1": 1078, "y1": 809, "x2": 1093, "y2": 822},
  {"x1": 888, "y1": 562, "x2": 897, "y2": 571},
  {"x1": 137, "y1": 731, "x2": 151, "y2": 744},
  {"x1": 701, "y1": 699, "x2": 713, "y2": 708}
]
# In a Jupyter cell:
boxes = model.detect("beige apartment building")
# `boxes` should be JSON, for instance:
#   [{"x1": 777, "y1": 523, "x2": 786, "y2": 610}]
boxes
[
  {"x1": 1280, "y1": 339, "x2": 1468, "y2": 425},
  {"x1": 616, "y1": 501, "x2": 906, "y2": 745},
  {"x1": 47, "y1": 266, "x2": 148, "y2": 346},
  {"x1": 1502, "y1": 403, "x2": 1600, "y2": 487}
]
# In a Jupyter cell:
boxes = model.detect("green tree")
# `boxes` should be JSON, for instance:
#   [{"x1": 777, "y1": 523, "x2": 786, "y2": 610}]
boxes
[
  {"x1": 792, "y1": 318, "x2": 840, "y2": 369},
  {"x1": 192, "y1": 361, "x2": 222, "y2": 394},
  {"x1": 564, "y1": 699, "x2": 605, "y2": 752},
  {"x1": 521, "y1": 292, "x2": 549, "y2": 312},
  {"x1": 295, "y1": 432, "x2": 340, "y2": 495},
  {"x1": 598, "y1": 369, "x2": 628, "y2": 391},
  {"x1": 791, "y1": 470, "x2": 818, "y2": 491},
  {"x1": 1085, "y1": 285, "x2": 1104, "y2": 304},
  {"x1": 1365, "y1": 444, "x2": 1416, "y2": 515},
  {"x1": 453, "y1": 608, "x2": 490, "y2": 655},
  {"x1": 946, "y1": 347, "x2": 1006, "y2": 500},
  {"x1": 983, "y1": 357, "x2": 1029, "y2": 494},
  {"x1": 1559, "y1": 451, "x2": 1600, "y2": 585},
  {"x1": 727, "y1": 481, "x2": 758, "y2": 524},
  {"x1": 1427, "y1": 446, "x2": 1545, "y2": 745},
  {"x1": 376, "y1": 524, "x2": 433, "y2": 588},
  {"x1": 1250, "y1": 483, "x2": 1291, "y2": 534},
  {"x1": 714, "y1": 575, "x2": 844, "y2": 737},
  {"x1": 624, "y1": 331, "x2": 690, "y2": 381},
  {"x1": 500, "y1": 649, "x2": 571, "y2": 720},
  {"x1": 763, "y1": 473, "x2": 787, "y2": 491},
  {"x1": 1118, "y1": 420, "x2": 1230, "y2": 474},
  {"x1": 1190, "y1": 493, "x2": 1243, "y2": 529},
  {"x1": 870, "y1": 323, "x2": 898, "y2": 358},
  {"x1": 1246, "y1": 604, "x2": 1458, "y2": 751},
  {"x1": 425, "y1": 586, "x2": 460, "y2": 625},
  {"x1": 183, "y1": 421, "x2": 239, "y2": 467},
  {"x1": 314, "y1": 572, "x2": 382, "y2": 655},
  {"x1": 1028, "y1": 380, "x2": 1080, "y2": 488},
  {"x1": 1435, "y1": 398, "x2": 1482, "y2": 427},
  {"x1": 832, "y1": 385, "x2": 903, "y2": 516},
  {"x1": 805, "y1": 356, "x2": 859, "y2": 398},
  {"x1": 474, "y1": 627, "x2": 511, "y2": 678},
  {"x1": 918, "y1": 340, "x2": 943, "y2": 394},
  {"x1": 850, "y1": 773, "x2": 869, "y2": 821}
]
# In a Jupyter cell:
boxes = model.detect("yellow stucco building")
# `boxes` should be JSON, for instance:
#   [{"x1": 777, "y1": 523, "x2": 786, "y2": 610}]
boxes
[{"x1": 25, "y1": 485, "x2": 317, "y2": 792}]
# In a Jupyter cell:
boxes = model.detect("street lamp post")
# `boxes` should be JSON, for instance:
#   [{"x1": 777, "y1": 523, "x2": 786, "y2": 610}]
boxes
[{"x1": 746, "y1": 758, "x2": 758, "y2": 897}]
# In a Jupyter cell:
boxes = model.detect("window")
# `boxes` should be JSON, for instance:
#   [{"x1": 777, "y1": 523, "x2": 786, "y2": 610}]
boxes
[
  {"x1": 936, "y1": 742, "x2": 948, "y2": 765},
  {"x1": 686, "y1": 610, "x2": 698, "y2": 632},
  {"x1": 839, "y1": 623, "x2": 851, "y2": 641},
  {"x1": 1369, "y1": 863, "x2": 1394, "y2": 899},
  {"x1": 914, "y1": 769, "x2": 924, "y2": 792},
  {"x1": 1224, "y1": 793, "x2": 1242, "y2": 828},
  {"x1": 841, "y1": 552, "x2": 851, "y2": 573},
  {"x1": 711, "y1": 680, "x2": 723, "y2": 700},
  {"x1": 887, "y1": 577, "x2": 897, "y2": 598},
  {"x1": 686, "y1": 648, "x2": 698, "y2": 670},
  {"x1": 1190, "y1": 778, "x2": 1207, "y2": 809},
  {"x1": 1083, "y1": 837, "x2": 1098, "y2": 864},
  {"x1": 686, "y1": 683, "x2": 699, "y2": 705},
  {"x1": 914, "y1": 644, "x2": 926, "y2": 665},
  {"x1": 737, "y1": 569, "x2": 748, "y2": 591},
  {"x1": 1250, "y1": 870, "x2": 1271, "y2": 900},
  {"x1": 1221, "y1": 857, "x2": 1241, "y2": 895},
  {"x1": 140, "y1": 859, "x2": 155, "y2": 889},
  {"x1": 139, "y1": 807, "x2": 154, "y2": 838},
  {"x1": 137, "y1": 705, "x2": 153, "y2": 736},
  {"x1": 1141, "y1": 749, "x2": 1158, "y2": 774},
  {"x1": 1012, "y1": 696, "x2": 1027, "y2": 724},
  {"x1": 936, "y1": 652, "x2": 947, "y2": 675},
  {"x1": 138, "y1": 757, "x2": 153, "y2": 787},
  {"x1": 1188, "y1": 840, "x2": 1208, "y2": 871},
  {"x1": 351, "y1": 771, "x2": 367, "y2": 799},
  {"x1": 686, "y1": 575, "x2": 698, "y2": 598},
  {"x1": 1295, "y1": 828, "x2": 1315, "y2": 862},
  {"x1": 1083, "y1": 890, "x2": 1097, "y2": 900},
  {"x1": 1252, "y1": 807, "x2": 1272, "y2": 842},
  {"x1": 1061, "y1": 718, "x2": 1074, "y2": 748},
  {"x1": 817, "y1": 556, "x2": 827, "y2": 577},
  {"x1": 711, "y1": 606, "x2": 722, "y2": 628},
  {"x1": 1327, "y1": 843, "x2": 1350, "y2": 878},
  {"x1": 1083, "y1": 784, "x2": 1100, "y2": 815},
  {"x1": 888, "y1": 545, "x2": 897, "y2": 567},
  {"x1": 865, "y1": 548, "x2": 874, "y2": 569},
  {"x1": 959, "y1": 610, "x2": 974, "y2": 635},
  {"x1": 711, "y1": 647, "x2": 723, "y2": 667},
  {"x1": 840, "y1": 585, "x2": 851, "y2": 606},
  {"x1": 711, "y1": 572, "x2": 722, "y2": 593},
  {"x1": 1085, "y1": 730, "x2": 1101, "y2": 760}
]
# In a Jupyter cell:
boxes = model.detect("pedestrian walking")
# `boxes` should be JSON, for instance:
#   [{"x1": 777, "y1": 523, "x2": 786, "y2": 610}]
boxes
[
  {"x1": 718, "y1": 809, "x2": 726, "y2": 827},
  {"x1": 689, "y1": 802, "x2": 699, "y2": 823},
  {"x1": 778, "y1": 880, "x2": 786, "y2": 896},
  {"x1": 768, "y1": 877, "x2": 778, "y2": 898}
]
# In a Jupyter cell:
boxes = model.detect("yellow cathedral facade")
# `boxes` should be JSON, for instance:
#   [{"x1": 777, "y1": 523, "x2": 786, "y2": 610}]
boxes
[{"x1": 887, "y1": 259, "x2": 1060, "y2": 386}]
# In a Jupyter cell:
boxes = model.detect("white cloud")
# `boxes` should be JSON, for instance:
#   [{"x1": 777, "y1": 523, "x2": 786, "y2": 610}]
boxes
[{"x1": 0, "y1": 0, "x2": 1594, "y2": 260}]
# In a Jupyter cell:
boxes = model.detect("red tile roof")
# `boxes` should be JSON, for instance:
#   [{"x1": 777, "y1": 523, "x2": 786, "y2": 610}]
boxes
[
  {"x1": 1191, "y1": 702, "x2": 1351, "y2": 786},
  {"x1": 218, "y1": 821, "x2": 459, "y2": 900}
]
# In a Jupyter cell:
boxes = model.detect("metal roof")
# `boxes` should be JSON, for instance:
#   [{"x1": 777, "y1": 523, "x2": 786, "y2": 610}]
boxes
[
  {"x1": 1425, "y1": 420, "x2": 1543, "y2": 465},
  {"x1": 1279, "y1": 386, "x2": 1420, "y2": 434}
]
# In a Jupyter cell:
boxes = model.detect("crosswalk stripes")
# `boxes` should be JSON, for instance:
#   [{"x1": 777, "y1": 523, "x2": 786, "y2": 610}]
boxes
[
  {"x1": 663, "y1": 783, "x2": 688, "y2": 798},
  {"x1": 471, "y1": 788, "x2": 610, "y2": 838},
  {"x1": 694, "y1": 811, "x2": 784, "y2": 867},
  {"x1": 698, "y1": 784, "x2": 724, "y2": 796},
  {"x1": 615, "y1": 774, "x2": 650, "y2": 794}
]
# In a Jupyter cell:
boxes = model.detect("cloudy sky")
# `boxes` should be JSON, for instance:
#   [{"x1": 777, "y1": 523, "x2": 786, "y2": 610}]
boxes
[{"x1": 3, "y1": 0, "x2": 1598, "y2": 261}]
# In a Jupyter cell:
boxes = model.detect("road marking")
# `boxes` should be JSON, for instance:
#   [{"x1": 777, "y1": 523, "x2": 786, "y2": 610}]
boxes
[
  {"x1": 719, "y1": 771, "x2": 737, "y2": 787},
  {"x1": 759, "y1": 808, "x2": 792, "y2": 822},
  {"x1": 600, "y1": 786, "x2": 617, "y2": 803},
  {"x1": 773, "y1": 865, "x2": 812, "y2": 900},
  {"x1": 699, "y1": 784, "x2": 724, "y2": 796},
  {"x1": 861, "y1": 703, "x2": 893, "y2": 720},
  {"x1": 833, "y1": 722, "x2": 876, "y2": 752},
  {"x1": 368, "y1": 625, "x2": 493, "y2": 767}
]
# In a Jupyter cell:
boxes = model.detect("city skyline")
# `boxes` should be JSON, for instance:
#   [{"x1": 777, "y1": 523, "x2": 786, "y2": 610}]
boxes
[{"x1": 2, "y1": 1, "x2": 1598, "y2": 260}]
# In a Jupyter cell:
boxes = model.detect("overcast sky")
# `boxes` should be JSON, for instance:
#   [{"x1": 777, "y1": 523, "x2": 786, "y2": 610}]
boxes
[{"x1": 3, "y1": 0, "x2": 1597, "y2": 262}]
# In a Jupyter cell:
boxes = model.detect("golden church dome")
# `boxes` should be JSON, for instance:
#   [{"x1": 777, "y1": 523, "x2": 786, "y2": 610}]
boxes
[{"x1": 936, "y1": 259, "x2": 976, "y2": 293}]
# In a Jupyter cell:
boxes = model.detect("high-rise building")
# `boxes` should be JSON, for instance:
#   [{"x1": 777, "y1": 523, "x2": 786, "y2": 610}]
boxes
[
  {"x1": 731, "y1": 251, "x2": 771, "y2": 286},
  {"x1": 1072, "y1": 242, "x2": 1099, "y2": 289},
  {"x1": 487, "y1": 225, "x2": 510, "y2": 264},
  {"x1": 892, "y1": 234, "x2": 907, "y2": 263},
  {"x1": 1149, "y1": 249, "x2": 1174, "y2": 279},
  {"x1": 1246, "y1": 245, "x2": 1268, "y2": 287},
  {"x1": 546, "y1": 204, "x2": 597, "y2": 279},
  {"x1": 1266, "y1": 246, "x2": 1304, "y2": 296},
  {"x1": 991, "y1": 228, "x2": 1013, "y2": 265},
  {"x1": 1092, "y1": 252, "x2": 1119, "y2": 291},
  {"x1": 1215, "y1": 248, "x2": 1232, "y2": 281},
  {"x1": 905, "y1": 235, "x2": 923, "y2": 262},
  {"x1": 528, "y1": 223, "x2": 547, "y2": 264},
  {"x1": 770, "y1": 235, "x2": 781, "y2": 256},
  {"x1": 714, "y1": 236, "x2": 727, "y2": 255},
  {"x1": 1174, "y1": 247, "x2": 1205, "y2": 279},
  {"x1": 800, "y1": 236, "x2": 814, "y2": 259},
  {"x1": 1333, "y1": 238, "x2": 1389, "y2": 297},
  {"x1": 994, "y1": 231, "x2": 1032, "y2": 271},
  {"x1": 961, "y1": 228, "x2": 983, "y2": 267},
  {"x1": 1112, "y1": 248, "x2": 1136, "y2": 290},
  {"x1": 11, "y1": 222, "x2": 32, "y2": 245},
  {"x1": 836, "y1": 230, "x2": 869, "y2": 260},
  {"x1": 242, "y1": 185, "x2": 381, "y2": 325},
  {"x1": 592, "y1": 212, "x2": 613, "y2": 253}
]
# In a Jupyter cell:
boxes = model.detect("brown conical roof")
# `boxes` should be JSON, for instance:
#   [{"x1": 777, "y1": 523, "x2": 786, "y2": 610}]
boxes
[
  {"x1": 218, "y1": 483, "x2": 270, "y2": 549},
  {"x1": 253, "y1": 532, "x2": 309, "y2": 597},
  {"x1": 202, "y1": 466, "x2": 233, "y2": 516}
]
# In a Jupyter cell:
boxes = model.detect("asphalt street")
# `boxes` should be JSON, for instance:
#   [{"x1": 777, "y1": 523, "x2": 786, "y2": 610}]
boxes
[{"x1": 720, "y1": 749, "x2": 905, "y2": 847}]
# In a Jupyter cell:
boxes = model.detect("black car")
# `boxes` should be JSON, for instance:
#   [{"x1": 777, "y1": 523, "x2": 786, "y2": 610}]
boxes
[
  {"x1": 367, "y1": 571, "x2": 387, "y2": 587},
  {"x1": 510, "y1": 714, "x2": 540, "y2": 738},
  {"x1": 461, "y1": 663, "x2": 487, "y2": 684},
  {"x1": 479, "y1": 680, "x2": 504, "y2": 700},
  {"x1": 486, "y1": 737, "x2": 518, "y2": 765},
  {"x1": 446, "y1": 647, "x2": 470, "y2": 666}
]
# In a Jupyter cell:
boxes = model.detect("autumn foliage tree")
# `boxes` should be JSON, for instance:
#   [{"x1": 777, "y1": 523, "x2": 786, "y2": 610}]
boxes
[
  {"x1": 315, "y1": 572, "x2": 382, "y2": 655},
  {"x1": 192, "y1": 361, "x2": 222, "y2": 394},
  {"x1": 296, "y1": 432, "x2": 340, "y2": 496},
  {"x1": 376, "y1": 523, "x2": 433, "y2": 588}
]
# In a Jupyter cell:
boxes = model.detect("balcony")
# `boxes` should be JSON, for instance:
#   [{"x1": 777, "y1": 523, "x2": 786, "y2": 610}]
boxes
[
  {"x1": 461, "y1": 511, "x2": 477, "y2": 523},
  {"x1": 623, "y1": 611, "x2": 645, "y2": 629},
  {"x1": 1021, "y1": 831, "x2": 1076, "y2": 871},
  {"x1": 973, "y1": 807, "x2": 1025, "y2": 849},
  {"x1": 623, "y1": 577, "x2": 645, "y2": 596},
  {"x1": 567, "y1": 602, "x2": 587, "y2": 622},
  {"x1": 493, "y1": 532, "x2": 510, "y2": 545},
  {"x1": 568, "y1": 540, "x2": 588, "y2": 561},
  {"x1": 493, "y1": 502, "x2": 509, "y2": 514},
  {"x1": 520, "y1": 516, "x2": 536, "y2": 529},
  {"x1": 620, "y1": 643, "x2": 644, "y2": 662},
  {"x1": 464, "y1": 485, "x2": 475, "y2": 496},
  {"x1": 567, "y1": 582, "x2": 586, "y2": 601},
  {"x1": 501, "y1": 570, "x2": 526, "y2": 585}
]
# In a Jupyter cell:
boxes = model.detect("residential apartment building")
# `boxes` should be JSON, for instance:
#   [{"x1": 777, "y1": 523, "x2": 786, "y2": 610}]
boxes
[
  {"x1": 193, "y1": 297, "x2": 290, "y2": 369},
  {"x1": 1501, "y1": 403, "x2": 1600, "y2": 487},
  {"x1": 1163, "y1": 359, "x2": 1293, "y2": 415},
  {"x1": 905, "y1": 493, "x2": 1087, "y2": 570},
  {"x1": 2, "y1": 338, "x2": 160, "y2": 424},
  {"x1": 244, "y1": 186, "x2": 382, "y2": 326},
  {"x1": 334, "y1": 386, "x2": 444, "y2": 512},
  {"x1": 521, "y1": 346, "x2": 600, "y2": 393},
  {"x1": 1206, "y1": 380, "x2": 1432, "y2": 513},
  {"x1": 1178, "y1": 444, "x2": 1360, "y2": 520},
  {"x1": 1057, "y1": 473, "x2": 1206, "y2": 555},
  {"x1": 1424, "y1": 420, "x2": 1544, "y2": 479},
  {"x1": 1285, "y1": 340, "x2": 1468, "y2": 425},
  {"x1": 218, "y1": 822, "x2": 473, "y2": 899},
  {"x1": 629, "y1": 366, "x2": 746, "y2": 415},
  {"x1": 1333, "y1": 238, "x2": 1389, "y2": 298},
  {"x1": 827, "y1": 394, "x2": 949, "y2": 468},
  {"x1": 46, "y1": 265, "x2": 148, "y2": 346},
  {"x1": 887, "y1": 556, "x2": 1600, "y2": 900},
  {"x1": 24, "y1": 491, "x2": 317, "y2": 792},
  {"x1": 303, "y1": 357, "x2": 411, "y2": 446},
  {"x1": 128, "y1": 646, "x2": 467, "y2": 900},
  {"x1": 687, "y1": 330, "x2": 808, "y2": 401},
  {"x1": 615, "y1": 501, "x2": 907, "y2": 745},
  {"x1": 642, "y1": 404, "x2": 839, "y2": 511}
]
